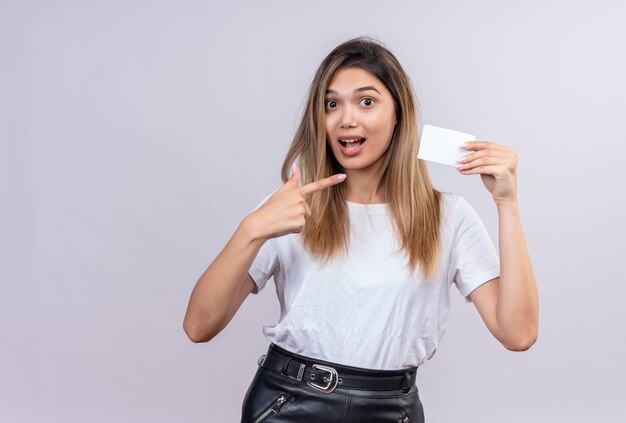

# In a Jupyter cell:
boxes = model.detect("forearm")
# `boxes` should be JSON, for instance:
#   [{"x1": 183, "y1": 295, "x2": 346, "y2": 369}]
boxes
[
  {"x1": 495, "y1": 201, "x2": 539, "y2": 350},
  {"x1": 183, "y1": 215, "x2": 265, "y2": 342}
]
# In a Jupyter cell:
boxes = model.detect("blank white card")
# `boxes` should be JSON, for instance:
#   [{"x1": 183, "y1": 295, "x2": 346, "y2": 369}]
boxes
[{"x1": 417, "y1": 124, "x2": 476, "y2": 166}]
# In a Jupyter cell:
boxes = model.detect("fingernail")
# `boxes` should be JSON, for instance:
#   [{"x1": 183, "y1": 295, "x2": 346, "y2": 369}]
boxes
[
  {"x1": 337, "y1": 174, "x2": 347, "y2": 180},
  {"x1": 291, "y1": 163, "x2": 296, "y2": 175},
  {"x1": 461, "y1": 142, "x2": 469, "y2": 147}
]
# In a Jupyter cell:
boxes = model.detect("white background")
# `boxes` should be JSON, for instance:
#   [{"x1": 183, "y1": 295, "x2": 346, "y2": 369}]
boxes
[{"x1": 1, "y1": 0, "x2": 624, "y2": 421}]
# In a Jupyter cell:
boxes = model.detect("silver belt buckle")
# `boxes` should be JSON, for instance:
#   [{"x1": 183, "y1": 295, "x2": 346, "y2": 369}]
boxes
[{"x1": 307, "y1": 364, "x2": 339, "y2": 393}]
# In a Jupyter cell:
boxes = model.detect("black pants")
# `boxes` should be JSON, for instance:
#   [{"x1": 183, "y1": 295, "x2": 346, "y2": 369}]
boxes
[{"x1": 241, "y1": 343, "x2": 425, "y2": 422}]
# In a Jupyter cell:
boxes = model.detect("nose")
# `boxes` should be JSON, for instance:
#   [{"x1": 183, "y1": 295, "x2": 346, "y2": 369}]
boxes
[{"x1": 340, "y1": 104, "x2": 357, "y2": 128}]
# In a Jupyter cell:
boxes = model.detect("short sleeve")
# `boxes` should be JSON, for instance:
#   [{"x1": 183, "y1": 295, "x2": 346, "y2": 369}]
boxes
[
  {"x1": 248, "y1": 189, "x2": 280, "y2": 294},
  {"x1": 449, "y1": 196, "x2": 500, "y2": 303}
]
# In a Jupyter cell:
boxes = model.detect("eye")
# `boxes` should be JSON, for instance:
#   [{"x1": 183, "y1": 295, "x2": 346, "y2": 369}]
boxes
[
  {"x1": 324, "y1": 97, "x2": 375, "y2": 110},
  {"x1": 324, "y1": 99, "x2": 337, "y2": 109},
  {"x1": 360, "y1": 97, "x2": 375, "y2": 107}
]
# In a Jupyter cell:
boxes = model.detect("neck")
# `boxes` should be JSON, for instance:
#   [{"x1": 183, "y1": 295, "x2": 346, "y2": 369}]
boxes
[{"x1": 343, "y1": 170, "x2": 386, "y2": 204}]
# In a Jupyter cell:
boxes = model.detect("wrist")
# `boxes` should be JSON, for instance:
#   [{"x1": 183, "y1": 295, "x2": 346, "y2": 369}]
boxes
[
  {"x1": 496, "y1": 199, "x2": 519, "y2": 214},
  {"x1": 240, "y1": 213, "x2": 267, "y2": 243}
]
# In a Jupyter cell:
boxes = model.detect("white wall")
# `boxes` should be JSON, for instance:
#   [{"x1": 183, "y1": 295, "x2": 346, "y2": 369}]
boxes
[{"x1": 1, "y1": 0, "x2": 624, "y2": 421}]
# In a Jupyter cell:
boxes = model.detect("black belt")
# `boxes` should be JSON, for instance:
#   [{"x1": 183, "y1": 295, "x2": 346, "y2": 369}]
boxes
[{"x1": 258, "y1": 343, "x2": 417, "y2": 394}]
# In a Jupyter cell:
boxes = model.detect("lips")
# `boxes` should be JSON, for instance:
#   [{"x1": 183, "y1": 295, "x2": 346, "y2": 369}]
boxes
[
  {"x1": 338, "y1": 138, "x2": 366, "y2": 156},
  {"x1": 338, "y1": 136, "x2": 366, "y2": 147}
]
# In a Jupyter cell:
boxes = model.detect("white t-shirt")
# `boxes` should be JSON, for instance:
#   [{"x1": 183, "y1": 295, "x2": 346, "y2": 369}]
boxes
[{"x1": 248, "y1": 190, "x2": 500, "y2": 370}]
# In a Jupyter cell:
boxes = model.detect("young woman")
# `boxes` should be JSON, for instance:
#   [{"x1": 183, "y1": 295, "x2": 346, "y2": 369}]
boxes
[{"x1": 183, "y1": 36, "x2": 538, "y2": 423}]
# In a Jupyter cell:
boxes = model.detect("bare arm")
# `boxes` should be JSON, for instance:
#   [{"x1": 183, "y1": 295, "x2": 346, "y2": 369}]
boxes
[
  {"x1": 183, "y1": 164, "x2": 347, "y2": 343},
  {"x1": 182, "y1": 215, "x2": 265, "y2": 343},
  {"x1": 469, "y1": 201, "x2": 538, "y2": 350},
  {"x1": 494, "y1": 201, "x2": 538, "y2": 349},
  {"x1": 457, "y1": 139, "x2": 539, "y2": 351}
]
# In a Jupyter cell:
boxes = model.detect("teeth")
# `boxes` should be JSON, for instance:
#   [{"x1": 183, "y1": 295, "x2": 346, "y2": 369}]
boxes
[{"x1": 340, "y1": 138, "x2": 363, "y2": 143}]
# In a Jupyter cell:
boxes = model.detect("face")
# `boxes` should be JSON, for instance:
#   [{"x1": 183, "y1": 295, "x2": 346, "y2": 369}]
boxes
[{"x1": 324, "y1": 67, "x2": 397, "y2": 173}]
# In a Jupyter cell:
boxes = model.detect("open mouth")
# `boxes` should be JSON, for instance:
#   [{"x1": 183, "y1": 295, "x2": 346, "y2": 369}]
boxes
[{"x1": 339, "y1": 138, "x2": 366, "y2": 148}]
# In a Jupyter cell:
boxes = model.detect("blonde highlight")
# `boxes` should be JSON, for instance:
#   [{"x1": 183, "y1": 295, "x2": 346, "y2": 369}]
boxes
[{"x1": 280, "y1": 36, "x2": 444, "y2": 281}]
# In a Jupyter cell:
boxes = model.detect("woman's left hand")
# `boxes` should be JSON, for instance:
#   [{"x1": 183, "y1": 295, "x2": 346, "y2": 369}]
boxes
[{"x1": 455, "y1": 141, "x2": 518, "y2": 206}]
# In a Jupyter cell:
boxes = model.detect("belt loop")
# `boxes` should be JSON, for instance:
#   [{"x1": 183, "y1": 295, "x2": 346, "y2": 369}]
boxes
[
  {"x1": 257, "y1": 354, "x2": 267, "y2": 367},
  {"x1": 281, "y1": 357, "x2": 293, "y2": 375},
  {"x1": 296, "y1": 363, "x2": 306, "y2": 381},
  {"x1": 401, "y1": 371, "x2": 411, "y2": 393}
]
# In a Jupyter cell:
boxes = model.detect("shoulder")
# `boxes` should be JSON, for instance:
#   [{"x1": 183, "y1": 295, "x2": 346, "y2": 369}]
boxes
[
  {"x1": 438, "y1": 192, "x2": 480, "y2": 236},
  {"x1": 440, "y1": 191, "x2": 477, "y2": 214},
  {"x1": 439, "y1": 191, "x2": 464, "y2": 217}
]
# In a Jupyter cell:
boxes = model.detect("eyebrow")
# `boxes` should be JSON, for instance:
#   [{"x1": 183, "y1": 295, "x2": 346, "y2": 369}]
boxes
[{"x1": 325, "y1": 85, "x2": 381, "y2": 95}]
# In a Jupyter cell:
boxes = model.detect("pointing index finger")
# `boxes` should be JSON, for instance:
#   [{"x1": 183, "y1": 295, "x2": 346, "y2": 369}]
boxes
[{"x1": 299, "y1": 174, "x2": 347, "y2": 197}]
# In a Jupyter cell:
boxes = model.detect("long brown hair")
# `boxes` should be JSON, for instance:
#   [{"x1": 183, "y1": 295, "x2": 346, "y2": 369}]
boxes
[{"x1": 280, "y1": 36, "x2": 443, "y2": 281}]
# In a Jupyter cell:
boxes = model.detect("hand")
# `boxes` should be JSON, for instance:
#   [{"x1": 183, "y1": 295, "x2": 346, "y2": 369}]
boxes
[
  {"x1": 250, "y1": 165, "x2": 347, "y2": 241},
  {"x1": 455, "y1": 141, "x2": 518, "y2": 206}
]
